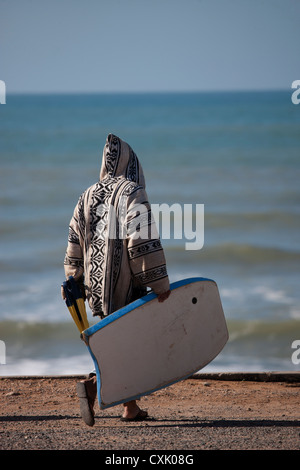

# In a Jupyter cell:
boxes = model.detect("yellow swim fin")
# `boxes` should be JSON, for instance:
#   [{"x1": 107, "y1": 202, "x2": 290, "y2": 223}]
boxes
[{"x1": 62, "y1": 276, "x2": 89, "y2": 333}]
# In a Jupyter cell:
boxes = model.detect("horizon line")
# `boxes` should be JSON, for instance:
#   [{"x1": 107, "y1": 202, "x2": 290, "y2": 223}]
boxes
[{"x1": 5, "y1": 87, "x2": 290, "y2": 96}]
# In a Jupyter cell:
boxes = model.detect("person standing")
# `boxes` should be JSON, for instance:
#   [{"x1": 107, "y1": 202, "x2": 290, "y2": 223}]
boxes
[{"x1": 63, "y1": 134, "x2": 170, "y2": 425}]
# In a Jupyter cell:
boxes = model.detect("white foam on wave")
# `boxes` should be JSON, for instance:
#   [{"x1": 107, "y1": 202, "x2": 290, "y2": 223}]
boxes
[
  {"x1": 290, "y1": 308, "x2": 300, "y2": 320},
  {"x1": 0, "y1": 354, "x2": 94, "y2": 377},
  {"x1": 252, "y1": 286, "x2": 294, "y2": 304},
  {"x1": 2, "y1": 353, "x2": 296, "y2": 377}
]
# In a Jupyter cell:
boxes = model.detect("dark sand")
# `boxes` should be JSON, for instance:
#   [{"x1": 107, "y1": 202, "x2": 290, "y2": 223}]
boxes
[{"x1": 0, "y1": 372, "x2": 299, "y2": 452}]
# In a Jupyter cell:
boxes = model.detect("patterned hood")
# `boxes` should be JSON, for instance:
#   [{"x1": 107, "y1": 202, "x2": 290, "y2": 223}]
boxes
[
  {"x1": 64, "y1": 133, "x2": 169, "y2": 317},
  {"x1": 99, "y1": 134, "x2": 145, "y2": 188}
]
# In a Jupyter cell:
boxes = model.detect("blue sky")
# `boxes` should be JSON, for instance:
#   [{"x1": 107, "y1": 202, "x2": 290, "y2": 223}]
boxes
[{"x1": 1, "y1": 0, "x2": 299, "y2": 93}]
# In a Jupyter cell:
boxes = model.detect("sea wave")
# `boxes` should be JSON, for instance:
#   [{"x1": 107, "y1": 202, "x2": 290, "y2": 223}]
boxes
[
  {"x1": 204, "y1": 211, "x2": 300, "y2": 230},
  {"x1": 1, "y1": 317, "x2": 299, "y2": 376},
  {"x1": 166, "y1": 242, "x2": 300, "y2": 265},
  {"x1": 0, "y1": 355, "x2": 93, "y2": 377},
  {"x1": 1, "y1": 317, "x2": 298, "y2": 342}
]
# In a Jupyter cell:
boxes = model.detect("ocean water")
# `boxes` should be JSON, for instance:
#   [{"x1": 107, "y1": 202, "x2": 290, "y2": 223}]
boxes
[{"x1": 0, "y1": 91, "x2": 300, "y2": 376}]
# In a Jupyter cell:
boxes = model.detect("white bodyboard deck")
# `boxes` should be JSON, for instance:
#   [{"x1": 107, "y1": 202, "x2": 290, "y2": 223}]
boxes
[{"x1": 83, "y1": 277, "x2": 228, "y2": 410}]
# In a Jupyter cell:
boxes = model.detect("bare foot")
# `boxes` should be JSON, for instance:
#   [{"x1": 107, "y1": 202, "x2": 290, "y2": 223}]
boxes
[{"x1": 122, "y1": 400, "x2": 148, "y2": 420}]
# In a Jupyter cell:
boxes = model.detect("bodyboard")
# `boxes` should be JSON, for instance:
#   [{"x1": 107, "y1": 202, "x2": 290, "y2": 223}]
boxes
[{"x1": 82, "y1": 277, "x2": 228, "y2": 410}]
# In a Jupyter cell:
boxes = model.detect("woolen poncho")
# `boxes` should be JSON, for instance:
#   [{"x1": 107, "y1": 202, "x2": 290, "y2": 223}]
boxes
[{"x1": 64, "y1": 134, "x2": 170, "y2": 318}]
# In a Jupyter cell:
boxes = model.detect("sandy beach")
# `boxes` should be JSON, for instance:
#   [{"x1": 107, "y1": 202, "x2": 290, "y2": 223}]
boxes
[{"x1": 0, "y1": 372, "x2": 299, "y2": 452}]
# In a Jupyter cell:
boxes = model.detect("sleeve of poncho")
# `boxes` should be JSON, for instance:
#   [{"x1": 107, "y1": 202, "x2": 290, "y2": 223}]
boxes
[
  {"x1": 64, "y1": 198, "x2": 84, "y2": 280},
  {"x1": 126, "y1": 187, "x2": 170, "y2": 295}
]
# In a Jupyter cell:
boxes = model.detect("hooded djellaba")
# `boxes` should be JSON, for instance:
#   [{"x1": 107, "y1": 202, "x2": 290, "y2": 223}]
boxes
[{"x1": 64, "y1": 134, "x2": 170, "y2": 318}]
